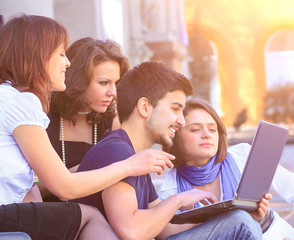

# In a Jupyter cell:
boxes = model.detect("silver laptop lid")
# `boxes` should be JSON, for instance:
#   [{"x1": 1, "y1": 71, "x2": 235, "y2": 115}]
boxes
[{"x1": 235, "y1": 120, "x2": 288, "y2": 201}]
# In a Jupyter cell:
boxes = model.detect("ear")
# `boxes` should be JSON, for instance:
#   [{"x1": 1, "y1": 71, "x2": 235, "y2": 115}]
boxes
[{"x1": 137, "y1": 97, "x2": 152, "y2": 118}]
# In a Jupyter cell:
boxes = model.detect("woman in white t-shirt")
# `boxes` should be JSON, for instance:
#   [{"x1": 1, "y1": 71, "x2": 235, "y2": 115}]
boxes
[
  {"x1": 158, "y1": 98, "x2": 294, "y2": 240},
  {"x1": 0, "y1": 14, "x2": 174, "y2": 239}
]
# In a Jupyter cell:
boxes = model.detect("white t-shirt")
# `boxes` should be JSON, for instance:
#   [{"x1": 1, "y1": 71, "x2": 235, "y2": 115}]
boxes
[{"x1": 0, "y1": 82, "x2": 49, "y2": 204}]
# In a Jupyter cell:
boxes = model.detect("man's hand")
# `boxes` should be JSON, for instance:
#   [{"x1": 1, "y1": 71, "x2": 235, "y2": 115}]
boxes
[{"x1": 125, "y1": 149, "x2": 175, "y2": 176}]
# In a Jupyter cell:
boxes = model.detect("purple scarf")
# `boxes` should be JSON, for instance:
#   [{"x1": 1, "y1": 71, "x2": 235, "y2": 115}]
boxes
[{"x1": 176, "y1": 152, "x2": 241, "y2": 208}]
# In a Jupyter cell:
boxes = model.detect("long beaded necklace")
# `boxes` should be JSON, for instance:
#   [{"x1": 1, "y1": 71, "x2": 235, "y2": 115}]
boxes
[{"x1": 60, "y1": 116, "x2": 97, "y2": 166}]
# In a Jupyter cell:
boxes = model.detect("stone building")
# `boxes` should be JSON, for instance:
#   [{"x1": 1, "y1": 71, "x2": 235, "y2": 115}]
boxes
[
  {"x1": 0, "y1": 0, "x2": 189, "y2": 74},
  {"x1": 3, "y1": 0, "x2": 294, "y2": 126}
]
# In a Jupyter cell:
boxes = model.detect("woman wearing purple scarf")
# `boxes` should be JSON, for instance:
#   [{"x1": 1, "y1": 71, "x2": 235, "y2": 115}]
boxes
[{"x1": 158, "y1": 99, "x2": 294, "y2": 240}]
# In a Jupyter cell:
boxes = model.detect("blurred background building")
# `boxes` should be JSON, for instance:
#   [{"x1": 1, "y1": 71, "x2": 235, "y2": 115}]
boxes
[{"x1": 1, "y1": 0, "x2": 294, "y2": 128}]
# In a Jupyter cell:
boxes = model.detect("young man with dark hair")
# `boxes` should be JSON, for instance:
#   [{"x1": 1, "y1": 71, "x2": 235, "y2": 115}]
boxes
[{"x1": 76, "y1": 62, "x2": 267, "y2": 240}]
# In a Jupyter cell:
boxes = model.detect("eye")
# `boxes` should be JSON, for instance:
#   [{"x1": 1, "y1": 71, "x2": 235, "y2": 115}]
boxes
[
  {"x1": 190, "y1": 128, "x2": 200, "y2": 132},
  {"x1": 171, "y1": 106, "x2": 180, "y2": 113},
  {"x1": 60, "y1": 53, "x2": 66, "y2": 57},
  {"x1": 99, "y1": 81, "x2": 108, "y2": 86},
  {"x1": 209, "y1": 128, "x2": 217, "y2": 133}
]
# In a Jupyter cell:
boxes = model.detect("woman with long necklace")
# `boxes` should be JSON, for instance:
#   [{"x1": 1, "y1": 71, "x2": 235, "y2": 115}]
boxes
[
  {"x1": 40, "y1": 37, "x2": 128, "y2": 201},
  {"x1": 49, "y1": 37, "x2": 125, "y2": 170}
]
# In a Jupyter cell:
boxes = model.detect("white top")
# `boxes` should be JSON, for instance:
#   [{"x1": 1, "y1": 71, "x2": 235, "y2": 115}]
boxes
[
  {"x1": 158, "y1": 143, "x2": 294, "y2": 239},
  {"x1": 0, "y1": 82, "x2": 49, "y2": 204},
  {"x1": 158, "y1": 143, "x2": 294, "y2": 204}
]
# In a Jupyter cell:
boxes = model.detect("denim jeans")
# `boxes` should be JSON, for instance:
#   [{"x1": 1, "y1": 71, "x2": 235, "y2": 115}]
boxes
[{"x1": 166, "y1": 210, "x2": 262, "y2": 240}]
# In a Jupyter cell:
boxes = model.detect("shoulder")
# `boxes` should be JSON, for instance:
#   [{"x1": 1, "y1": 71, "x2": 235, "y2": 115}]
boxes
[
  {"x1": 228, "y1": 143, "x2": 251, "y2": 158},
  {"x1": 0, "y1": 85, "x2": 49, "y2": 133},
  {"x1": 78, "y1": 129, "x2": 134, "y2": 171},
  {"x1": 228, "y1": 143, "x2": 251, "y2": 170},
  {"x1": 98, "y1": 129, "x2": 134, "y2": 156}
]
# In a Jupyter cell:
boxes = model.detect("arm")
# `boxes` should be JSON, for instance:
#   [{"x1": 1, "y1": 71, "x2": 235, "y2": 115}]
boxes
[
  {"x1": 102, "y1": 181, "x2": 217, "y2": 240},
  {"x1": 38, "y1": 164, "x2": 80, "y2": 199},
  {"x1": 13, "y1": 125, "x2": 175, "y2": 201},
  {"x1": 271, "y1": 164, "x2": 294, "y2": 203}
]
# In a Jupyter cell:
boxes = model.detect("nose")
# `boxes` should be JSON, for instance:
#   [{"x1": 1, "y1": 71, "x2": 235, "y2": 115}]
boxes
[
  {"x1": 65, "y1": 56, "x2": 71, "y2": 68},
  {"x1": 202, "y1": 128, "x2": 212, "y2": 138},
  {"x1": 107, "y1": 84, "x2": 117, "y2": 97},
  {"x1": 176, "y1": 112, "x2": 186, "y2": 127}
]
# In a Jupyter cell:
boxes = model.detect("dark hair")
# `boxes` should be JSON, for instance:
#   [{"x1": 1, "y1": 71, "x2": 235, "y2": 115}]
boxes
[
  {"x1": 0, "y1": 14, "x2": 69, "y2": 113},
  {"x1": 117, "y1": 61, "x2": 193, "y2": 123},
  {"x1": 0, "y1": 15, "x2": 4, "y2": 26},
  {"x1": 50, "y1": 37, "x2": 130, "y2": 124},
  {"x1": 165, "y1": 98, "x2": 228, "y2": 167}
]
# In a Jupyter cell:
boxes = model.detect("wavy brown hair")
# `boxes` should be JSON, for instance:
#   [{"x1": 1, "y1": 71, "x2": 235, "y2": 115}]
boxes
[
  {"x1": 0, "y1": 14, "x2": 69, "y2": 113},
  {"x1": 50, "y1": 37, "x2": 130, "y2": 125},
  {"x1": 164, "y1": 98, "x2": 228, "y2": 168}
]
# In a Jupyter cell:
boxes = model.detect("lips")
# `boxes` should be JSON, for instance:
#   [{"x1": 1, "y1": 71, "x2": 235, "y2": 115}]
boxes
[
  {"x1": 101, "y1": 100, "x2": 111, "y2": 106},
  {"x1": 200, "y1": 143, "x2": 213, "y2": 147}
]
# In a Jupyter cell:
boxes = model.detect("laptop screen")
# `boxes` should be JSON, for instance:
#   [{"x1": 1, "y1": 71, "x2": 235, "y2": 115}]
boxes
[{"x1": 236, "y1": 121, "x2": 288, "y2": 201}]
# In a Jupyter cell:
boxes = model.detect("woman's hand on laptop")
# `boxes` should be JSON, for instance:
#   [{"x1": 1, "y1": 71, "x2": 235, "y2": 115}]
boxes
[{"x1": 249, "y1": 192, "x2": 272, "y2": 220}]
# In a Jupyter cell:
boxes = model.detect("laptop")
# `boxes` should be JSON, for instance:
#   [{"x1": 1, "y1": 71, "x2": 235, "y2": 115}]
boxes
[{"x1": 170, "y1": 120, "x2": 288, "y2": 224}]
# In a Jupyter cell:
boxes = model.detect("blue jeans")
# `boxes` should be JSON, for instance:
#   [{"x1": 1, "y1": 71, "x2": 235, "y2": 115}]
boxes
[{"x1": 166, "y1": 210, "x2": 262, "y2": 240}]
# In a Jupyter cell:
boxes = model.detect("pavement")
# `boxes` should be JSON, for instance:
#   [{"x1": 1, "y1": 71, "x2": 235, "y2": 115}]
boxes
[{"x1": 150, "y1": 123, "x2": 294, "y2": 227}]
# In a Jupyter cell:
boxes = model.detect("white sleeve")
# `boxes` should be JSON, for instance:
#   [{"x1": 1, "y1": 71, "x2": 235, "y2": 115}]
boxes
[
  {"x1": 228, "y1": 143, "x2": 251, "y2": 172},
  {"x1": 2, "y1": 91, "x2": 49, "y2": 134},
  {"x1": 157, "y1": 169, "x2": 178, "y2": 200},
  {"x1": 271, "y1": 164, "x2": 294, "y2": 204}
]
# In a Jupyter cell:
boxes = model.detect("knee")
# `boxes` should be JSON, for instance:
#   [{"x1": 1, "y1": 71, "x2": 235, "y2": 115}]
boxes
[
  {"x1": 226, "y1": 210, "x2": 262, "y2": 238},
  {"x1": 79, "y1": 203, "x2": 107, "y2": 224},
  {"x1": 228, "y1": 210, "x2": 255, "y2": 226}
]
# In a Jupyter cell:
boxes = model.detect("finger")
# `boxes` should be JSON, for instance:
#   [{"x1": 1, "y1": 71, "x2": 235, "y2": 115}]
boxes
[
  {"x1": 155, "y1": 150, "x2": 175, "y2": 160},
  {"x1": 154, "y1": 159, "x2": 166, "y2": 171},
  {"x1": 258, "y1": 203, "x2": 267, "y2": 216},
  {"x1": 264, "y1": 193, "x2": 272, "y2": 201},
  {"x1": 151, "y1": 149, "x2": 175, "y2": 161},
  {"x1": 260, "y1": 198, "x2": 270, "y2": 207},
  {"x1": 153, "y1": 153, "x2": 174, "y2": 169},
  {"x1": 163, "y1": 158, "x2": 174, "y2": 169},
  {"x1": 207, "y1": 193, "x2": 218, "y2": 204},
  {"x1": 153, "y1": 166, "x2": 163, "y2": 175},
  {"x1": 257, "y1": 207, "x2": 265, "y2": 218}
]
